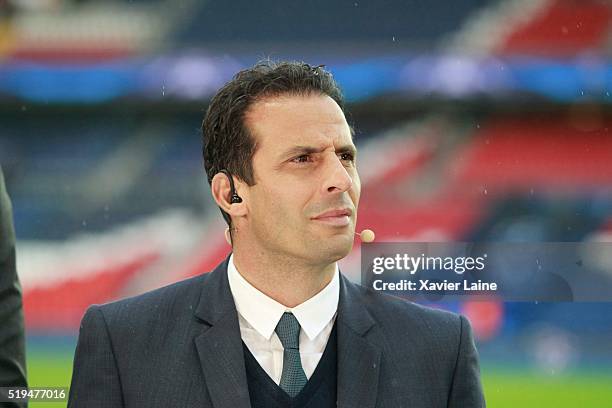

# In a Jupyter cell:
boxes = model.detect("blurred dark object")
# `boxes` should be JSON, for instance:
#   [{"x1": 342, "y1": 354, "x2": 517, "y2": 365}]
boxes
[{"x1": 0, "y1": 165, "x2": 27, "y2": 403}]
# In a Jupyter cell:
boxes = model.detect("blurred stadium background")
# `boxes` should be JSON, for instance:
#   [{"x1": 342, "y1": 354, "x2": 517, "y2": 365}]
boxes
[{"x1": 1, "y1": 0, "x2": 612, "y2": 406}]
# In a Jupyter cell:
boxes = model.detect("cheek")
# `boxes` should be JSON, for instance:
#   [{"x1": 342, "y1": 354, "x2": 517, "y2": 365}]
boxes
[
  {"x1": 250, "y1": 186, "x2": 275, "y2": 218},
  {"x1": 258, "y1": 180, "x2": 313, "y2": 222},
  {"x1": 351, "y1": 173, "x2": 362, "y2": 204},
  {"x1": 251, "y1": 182, "x2": 302, "y2": 221}
]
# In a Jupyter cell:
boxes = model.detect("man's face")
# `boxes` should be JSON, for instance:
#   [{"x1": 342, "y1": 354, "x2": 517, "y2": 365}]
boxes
[{"x1": 242, "y1": 93, "x2": 360, "y2": 265}]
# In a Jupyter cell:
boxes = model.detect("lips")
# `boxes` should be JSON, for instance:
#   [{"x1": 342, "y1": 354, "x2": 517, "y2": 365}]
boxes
[
  {"x1": 311, "y1": 208, "x2": 352, "y2": 227},
  {"x1": 312, "y1": 208, "x2": 352, "y2": 219}
]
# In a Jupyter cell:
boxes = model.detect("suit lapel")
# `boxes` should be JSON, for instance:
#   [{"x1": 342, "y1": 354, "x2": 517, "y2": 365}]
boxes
[
  {"x1": 336, "y1": 274, "x2": 381, "y2": 408},
  {"x1": 193, "y1": 255, "x2": 251, "y2": 408},
  {"x1": 191, "y1": 257, "x2": 382, "y2": 408}
]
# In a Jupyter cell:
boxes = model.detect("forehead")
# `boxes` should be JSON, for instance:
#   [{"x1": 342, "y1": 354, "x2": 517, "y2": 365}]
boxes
[{"x1": 244, "y1": 93, "x2": 353, "y2": 152}]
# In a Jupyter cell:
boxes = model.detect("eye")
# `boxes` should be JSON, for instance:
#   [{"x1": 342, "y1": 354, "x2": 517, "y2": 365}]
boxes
[
  {"x1": 291, "y1": 154, "x2": 312, "y2": 164},
  {"x1": 340, "y1": 152, "x2": 355, "y2": 162}
]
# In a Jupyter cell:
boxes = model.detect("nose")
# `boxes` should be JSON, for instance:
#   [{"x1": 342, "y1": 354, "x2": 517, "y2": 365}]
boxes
[{"x1": 322, "y1": 154, "x2": 353, "y2": 195}]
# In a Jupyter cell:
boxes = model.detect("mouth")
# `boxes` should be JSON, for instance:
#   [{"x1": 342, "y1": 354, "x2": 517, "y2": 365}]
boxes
[{"x1": 311, "y1": 208, "x2": 352, "y2": 227}]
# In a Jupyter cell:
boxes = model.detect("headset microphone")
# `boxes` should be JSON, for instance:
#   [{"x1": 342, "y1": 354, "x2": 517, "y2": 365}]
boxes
[
  {"x1": 355, "y1": 229, "x2": 375, "y2": 243},
  {"x1": 224, "y1": 227, "x2": 232, "y2": 245}
]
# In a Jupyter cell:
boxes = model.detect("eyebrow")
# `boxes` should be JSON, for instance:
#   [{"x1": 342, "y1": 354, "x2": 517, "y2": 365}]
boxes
[{"x1": 280, "y1": 144, "x2": 357, "y2": 160}]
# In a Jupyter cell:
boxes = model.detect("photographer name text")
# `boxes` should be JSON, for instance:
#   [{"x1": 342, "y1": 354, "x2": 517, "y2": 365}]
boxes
[{"x1": 372, "y1": 279, "x2": 497, "y2": 292}]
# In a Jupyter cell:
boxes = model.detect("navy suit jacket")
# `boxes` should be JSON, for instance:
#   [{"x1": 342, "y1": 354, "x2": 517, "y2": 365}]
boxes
[{"x1": 69, "y1": 255, "x2": 485, "y2": 407}]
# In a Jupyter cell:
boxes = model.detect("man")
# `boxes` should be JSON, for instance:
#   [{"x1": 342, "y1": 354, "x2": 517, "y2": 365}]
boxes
[
  {"x1": 69, "y1": 61, "x2": 485, "y2": 407},
  {"x1": 0, "y1": 165, "x2": 27, "y2": 407}
]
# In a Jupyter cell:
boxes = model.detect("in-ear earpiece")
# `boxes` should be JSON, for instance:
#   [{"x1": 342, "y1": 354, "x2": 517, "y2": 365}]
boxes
[{"x1": 219, "y1": 169, "x2": 243, "y2": 205}]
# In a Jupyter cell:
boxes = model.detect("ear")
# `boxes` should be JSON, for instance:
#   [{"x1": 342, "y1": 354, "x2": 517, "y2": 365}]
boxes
[{"x1": 211, "y1": 172, "x2": 248, "y2": 218}]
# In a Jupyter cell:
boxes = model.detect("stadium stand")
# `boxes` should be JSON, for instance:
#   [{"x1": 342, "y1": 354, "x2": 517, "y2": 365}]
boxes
[
  {"x1": 499, "y1": 0, "x2": 612, "y2": 56},
  {"x1": 1, "y1": 1, "x2": 612, "y2": 394}
]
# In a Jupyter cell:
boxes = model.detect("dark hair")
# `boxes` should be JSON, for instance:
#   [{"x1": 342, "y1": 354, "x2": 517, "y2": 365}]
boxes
[{"x1": 202, "y1": 60, "x2": 347, "y2": 227}]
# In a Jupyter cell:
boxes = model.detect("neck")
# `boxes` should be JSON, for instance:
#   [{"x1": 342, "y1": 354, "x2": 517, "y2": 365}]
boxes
[{"x1": 232, "y1": 248, "x2": 336, "y2": 308}]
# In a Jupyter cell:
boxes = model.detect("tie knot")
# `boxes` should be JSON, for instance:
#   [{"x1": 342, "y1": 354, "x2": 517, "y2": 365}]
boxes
[{"x1": 275, "y1": 312, "x2": 301, "y2": 349}]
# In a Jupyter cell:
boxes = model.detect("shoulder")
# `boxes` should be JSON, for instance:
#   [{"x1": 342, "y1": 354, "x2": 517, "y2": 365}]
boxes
[
  {"x1": 343, "y1": 276, "x2": 465, "y2": 342},
  {"x1": 83, "y1": 272, "x2": 210, "y2": 330},
  {"x1": 342, "y1": 277, "x2": 475, "y2": 380}
]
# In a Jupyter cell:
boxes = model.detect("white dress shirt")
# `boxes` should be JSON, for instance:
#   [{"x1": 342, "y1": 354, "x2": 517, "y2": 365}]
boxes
[{"x1": 227, "y1": 253, "x2": 339, "y2": 384}]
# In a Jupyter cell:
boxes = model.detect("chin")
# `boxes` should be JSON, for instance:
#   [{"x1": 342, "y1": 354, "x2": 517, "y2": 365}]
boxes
[{"x1": 310, "y1": 235, "x2": 354, "y2": 263}]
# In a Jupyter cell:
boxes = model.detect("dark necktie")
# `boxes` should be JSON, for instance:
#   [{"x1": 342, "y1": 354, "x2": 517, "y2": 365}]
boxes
[{"x1": 275, "y1": 312, "x2": 308, "y2": 397}]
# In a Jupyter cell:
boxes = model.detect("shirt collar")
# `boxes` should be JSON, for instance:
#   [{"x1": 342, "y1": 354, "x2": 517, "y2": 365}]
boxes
[{"x1": 227, "y1": 253, "x2": 339, "y2": 341}]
